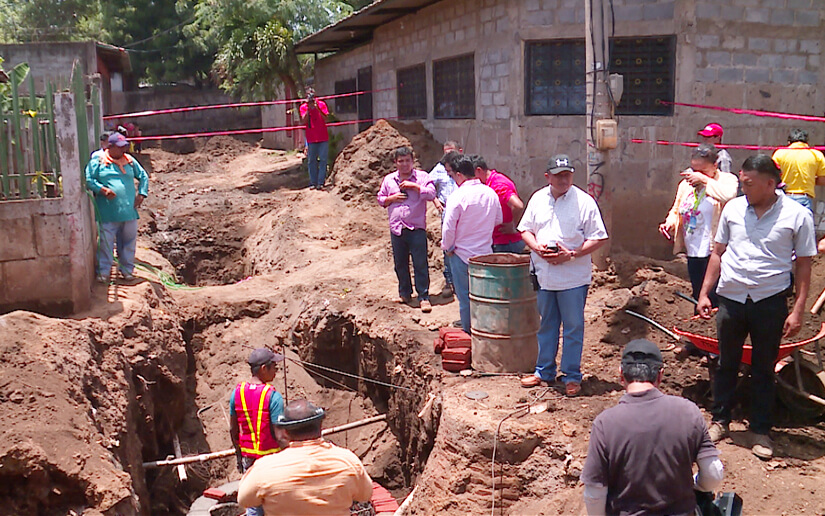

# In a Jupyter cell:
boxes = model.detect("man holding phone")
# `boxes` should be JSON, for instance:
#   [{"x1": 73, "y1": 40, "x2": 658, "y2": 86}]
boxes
[
  {"x1": 377, "y1": 146, "x2": 437, "y2": 312},
  {"x1": 518, "y1": 154, "x2": 608, "y2": 396}
]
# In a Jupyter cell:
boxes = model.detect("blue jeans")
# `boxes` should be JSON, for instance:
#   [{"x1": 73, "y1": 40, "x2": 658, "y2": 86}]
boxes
[
  {"x1": 241, "y1": 457, "x2": 264, "y2": 516},
  {"x1": 447, "y1": 254, "x2": 470, "y2": 332},
  {"x1": 97, "y1": 219, "x2": 138, "y2": 276},
  {"x1": 390, "y1": 228, "x2": 429, "y2": 301},
  {"x1": 787, "y1": 193, "x2": 813, "y2": 212},
  {"x1": 307, "y1": 140, "x2": 329, "y2": 187},
  {"x1": 439, "y1": 211, "x2": 453, "y2": 286},
  {"x1": 535, "y1": 285, "x2": 589, "y2": 383},
  {"x1": 493, "y1": 240, "x2": 526, "y2": 253}
]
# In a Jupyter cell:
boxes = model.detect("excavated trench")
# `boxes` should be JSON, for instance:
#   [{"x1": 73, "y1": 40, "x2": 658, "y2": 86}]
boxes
[{"x1": 137, "y1": 299, "x2": 438, "y2": 514}]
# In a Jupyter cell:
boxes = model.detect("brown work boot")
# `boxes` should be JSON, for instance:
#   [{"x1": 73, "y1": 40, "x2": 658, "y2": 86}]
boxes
[
  {"x1": 565, "y1": 382, "x2": 582, "y2": 397},
  {"x1": 751, "y1": 433, "x2": 773, "y2": 460},
  {"x1": 420, "y1": 299, "x2": 432, "y2": 313},
  {"x1": 708, "y1": 422, "x2": 729, "y2": 443},
  {"x1": 396, "y1": 296, "x2": 412, "y2": 305},
  {"x1": 520, "y1": 375, "x2": 543, "y2": 388}
]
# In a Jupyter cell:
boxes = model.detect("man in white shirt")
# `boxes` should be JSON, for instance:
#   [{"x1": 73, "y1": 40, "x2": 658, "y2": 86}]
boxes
[
  {"x1": 442, "y1": 154, "x2": 502, "y2": 333},
  {"x1": 698, "y1": 154, "x2": 816, "y2": 460},
  {"x1": 518, "y1": 154, "x2": 608, "y2": 396}
]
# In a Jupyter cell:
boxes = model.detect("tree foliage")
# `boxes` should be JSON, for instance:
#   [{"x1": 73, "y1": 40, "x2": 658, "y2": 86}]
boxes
[
  {"x1": 0, "y1": 0, "x2": 358, "y2": 90},
  {"x1": 99, "y1": 0, "x2": 213, "y2": 86},
  {"x1": 190, "y1": 0, "x2": 354, "y2": 100},
  {"x1": 0, "y1": 0, "x2": 103, "y2": 42}
]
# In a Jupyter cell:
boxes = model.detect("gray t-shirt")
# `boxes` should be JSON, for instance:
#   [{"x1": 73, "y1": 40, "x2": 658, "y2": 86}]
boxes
[{"x1": 581, "y1": 388, "x2": 719, "y2": 516}]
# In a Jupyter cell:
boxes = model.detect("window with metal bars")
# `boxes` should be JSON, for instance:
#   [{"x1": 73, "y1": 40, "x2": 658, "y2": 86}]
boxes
[
  {"x1": 433, "y1": 54, "x2": 475, "y2": 119},
  {"x1": 396, "y1": 64, "x2": 426, "y2": 119},
  {"x1": 525, "y1": 40, "x2": 586, "y2": 115},
  {"x1": 334, "y1": 78, "x2": 357, "y2": 114},
  {"x1": 610, "y1": 36, "x2": 675, "y2": 116},
  {"x1": 525, "y1": 36, "x2": 675, "y2": 116}
]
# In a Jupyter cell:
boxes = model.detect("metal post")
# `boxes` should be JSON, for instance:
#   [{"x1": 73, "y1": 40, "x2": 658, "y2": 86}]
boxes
[{"x1": 585, "y1": 0, "x2": 612, "y2": 269}]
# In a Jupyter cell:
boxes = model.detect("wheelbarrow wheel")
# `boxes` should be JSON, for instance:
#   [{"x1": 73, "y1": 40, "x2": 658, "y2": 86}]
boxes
[{"x1": 776, "y1": 359, "x2": 825, "y2": 419}]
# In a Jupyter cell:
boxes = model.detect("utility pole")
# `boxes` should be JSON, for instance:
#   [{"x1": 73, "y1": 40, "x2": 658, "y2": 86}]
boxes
[{"x1": 585, "y1": 0, "x2": 615, "y2": 270}]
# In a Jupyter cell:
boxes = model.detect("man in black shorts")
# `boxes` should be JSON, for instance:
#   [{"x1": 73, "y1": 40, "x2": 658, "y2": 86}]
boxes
[{"x1": 581, "y1": 340, "x2": 724, "y2": 515}]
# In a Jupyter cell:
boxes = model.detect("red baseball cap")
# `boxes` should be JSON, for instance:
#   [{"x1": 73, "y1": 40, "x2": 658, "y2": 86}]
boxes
[{"x1": 697, "y1": 123, "x2": 724, "y2": 138}]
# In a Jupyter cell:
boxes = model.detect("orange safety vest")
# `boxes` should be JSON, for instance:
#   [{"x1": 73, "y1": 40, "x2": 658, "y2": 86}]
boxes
[{"x1": 234, "y1": 382, "x2": 281, "y2": 458}]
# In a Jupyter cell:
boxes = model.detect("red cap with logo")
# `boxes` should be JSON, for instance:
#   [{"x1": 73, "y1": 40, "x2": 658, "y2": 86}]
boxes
[{"x1": 697, "y1": 123, "x2": 724, "y2": 138}]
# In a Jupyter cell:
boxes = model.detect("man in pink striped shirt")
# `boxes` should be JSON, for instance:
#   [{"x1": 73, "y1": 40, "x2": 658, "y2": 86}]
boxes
[
  {"x1": 442, "y1": 154, "x2": 503, "y2": 332},
  {"x1": 377, "y1": 147, "x2": 437, "y2": 312}
]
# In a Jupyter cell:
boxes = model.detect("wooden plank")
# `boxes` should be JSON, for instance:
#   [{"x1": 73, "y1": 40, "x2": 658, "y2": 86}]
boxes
[
  {"x1": 28, "y1": 73, "x2": 43, "y2": 196},
  {"x1": 91, "y1": 84, "x2": 101, "y2": 146},
  {"x1": 0, "y1": 122, "x2": 10, "y2": 198},
  {"x1": 11, "y1": 75, "x2": 27, "y2": 199},
  {"x1": 71, "y1": 61, "x2": 89, "y2": 184},
  {"x1": 46, "y1": 83, "x2": 60, "y2": 178}
]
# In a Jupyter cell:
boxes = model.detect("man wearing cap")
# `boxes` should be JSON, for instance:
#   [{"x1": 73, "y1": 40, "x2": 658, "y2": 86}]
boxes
[
  {"x1": 518, "y1": 154, "x2": 608, "y2": 396},
  {"x1": 698, "y1": 154, "x2": 816, "y2": 459},
  {"x1": 470, "y1": 155, "x2": 527, "y2": 254},
  {"x1": 441, "y1": 154, "x2": 503, "y2": 333},
  {"x1": 772, "y1": 128, "x2": 825, "y2": 212},
  {"x1": 85, "y1": 132, "x2": 149, "y2": 283},
  {"x1": 238, "y1": 399, "x2": 373, "y2": 516},
  {"x1": 230, "y1": 348, "x2": 286, "y2": 516},
  {"x1": 299, "y1": 89, "x2": 331, "y2": 190},
  {"x1": 581, "y1": 340, "x2": 724, "y2": 515},
  {"x1": 698, "y1": 123, "x2": 733, "y2": 174},
  {"x1": 91, "y1": 131, "x2": 110, "y2": 160}
]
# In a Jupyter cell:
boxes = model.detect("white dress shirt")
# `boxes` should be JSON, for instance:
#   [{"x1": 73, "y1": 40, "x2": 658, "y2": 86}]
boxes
[
  {"x1": 518, "y1": 185, "x2": 608, "y2": 291},
  {"x1": 441, "y1": 178, "x2": 502, "y2": 263}
]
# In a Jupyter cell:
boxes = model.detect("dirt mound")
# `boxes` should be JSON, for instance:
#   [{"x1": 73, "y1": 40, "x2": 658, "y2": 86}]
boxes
[
  {"x1": 0, "y1": 284, "x2": 194, "y2": 515},
  {"x1": 331, "y1": 119, "x2": 443, "y2": 201}
]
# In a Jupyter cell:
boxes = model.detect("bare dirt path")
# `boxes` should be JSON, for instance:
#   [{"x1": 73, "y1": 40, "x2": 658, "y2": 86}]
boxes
[{"x1": 2, "y1": 131, "x2": 825, "y2": 515}]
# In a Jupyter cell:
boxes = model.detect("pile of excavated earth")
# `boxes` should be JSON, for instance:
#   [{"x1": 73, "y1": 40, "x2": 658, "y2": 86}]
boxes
[{"x1": 2, "y1": 121, "x2": 825, "y2": 515}]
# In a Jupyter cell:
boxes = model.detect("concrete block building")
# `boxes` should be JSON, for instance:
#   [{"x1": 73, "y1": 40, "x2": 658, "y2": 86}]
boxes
[{"x1": 296, "y1": 0, "x2": 825, "y2": 257}]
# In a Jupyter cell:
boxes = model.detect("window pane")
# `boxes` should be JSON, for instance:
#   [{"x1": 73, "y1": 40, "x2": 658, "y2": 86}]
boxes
[
  {"x1": 610, "y1": 36, "x2": 675, "y2": 116},
  {"x1": 334, "y1": 78, "x2": 357, "y2": 114},
  {"x1": 525, "y1": 40, "x2": 585, "y2": 116},
  {"x1": 433, "y1": 54, "x2": 475, "y2": 119},
  {"x1": 397, "y1": 64, "x2": 427, "y2": 119}
]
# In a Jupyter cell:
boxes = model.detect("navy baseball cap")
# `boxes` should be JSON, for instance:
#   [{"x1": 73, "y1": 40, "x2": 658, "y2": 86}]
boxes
[{"x1": 621, "y1": 339, "x2": 663, "y2": 368}]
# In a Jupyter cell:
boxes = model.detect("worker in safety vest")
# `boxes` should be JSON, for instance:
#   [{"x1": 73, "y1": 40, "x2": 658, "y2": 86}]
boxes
[{"x1": 230, "y1": 348, "x2": 286, "y2": 516}]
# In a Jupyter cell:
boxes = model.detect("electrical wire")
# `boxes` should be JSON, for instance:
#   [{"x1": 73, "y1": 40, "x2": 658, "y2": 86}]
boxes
[
  {"x1": 120, "y1": 16, "x2": 197, "y2": 49},
  {"x1": 288, "y1": 357, "x2": 416, "y2": 392}
]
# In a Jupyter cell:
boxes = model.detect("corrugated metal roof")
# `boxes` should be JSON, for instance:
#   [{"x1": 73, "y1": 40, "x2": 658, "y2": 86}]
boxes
[{"x1": 294, "y1": 0, "x2": 445, "y2": 54}]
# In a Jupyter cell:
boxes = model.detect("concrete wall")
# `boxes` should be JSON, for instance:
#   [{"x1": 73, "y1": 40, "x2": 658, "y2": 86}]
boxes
[
  {"x1": 0, "y1": 41, "x2": 98, "y2": 93},
  {"x1": 312, "y1": 0, "x2": 825, "y2": 257},
  {"x1": 0, "y1": 93, "x2": 95, "y2": 315},
  {"x1": 110, "y1": 87, "x2": 262, "y2": 141}
]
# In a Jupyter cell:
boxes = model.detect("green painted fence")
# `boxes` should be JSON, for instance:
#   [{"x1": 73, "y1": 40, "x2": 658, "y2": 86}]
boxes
[{"x1": 0, "y1": 61, "x2": 95, "y2": 201}]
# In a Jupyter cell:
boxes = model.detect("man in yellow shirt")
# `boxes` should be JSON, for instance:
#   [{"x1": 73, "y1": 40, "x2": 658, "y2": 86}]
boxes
[
  {"x1": 772, "y1": 128, "x2": 825, "y2": 212},
  {"x1": 238, "y1": 400, "x2": 374, "y2": 515}
]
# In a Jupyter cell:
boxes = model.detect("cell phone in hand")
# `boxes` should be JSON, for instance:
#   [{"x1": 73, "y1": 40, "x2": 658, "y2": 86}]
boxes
[{"x1": 546, "y1": 244, "x2": 559, "y2": 253}]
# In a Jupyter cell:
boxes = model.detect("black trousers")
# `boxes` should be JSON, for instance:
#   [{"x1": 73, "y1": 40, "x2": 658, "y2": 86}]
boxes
[
  {"x1": 712, "y1": 293, "x2": 787, "y2": 435},
  {"x1": 687, "y1": 256, "x2": 718, "y2": 307}
]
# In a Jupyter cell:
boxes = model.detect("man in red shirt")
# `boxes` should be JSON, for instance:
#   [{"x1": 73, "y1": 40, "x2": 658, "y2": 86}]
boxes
[
  {"x1": 299, "y1": 89, "x2": 330, "y2": 190},
  {"x1": 471, "y1": 155, "x2": 526, "y2": 253}
]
